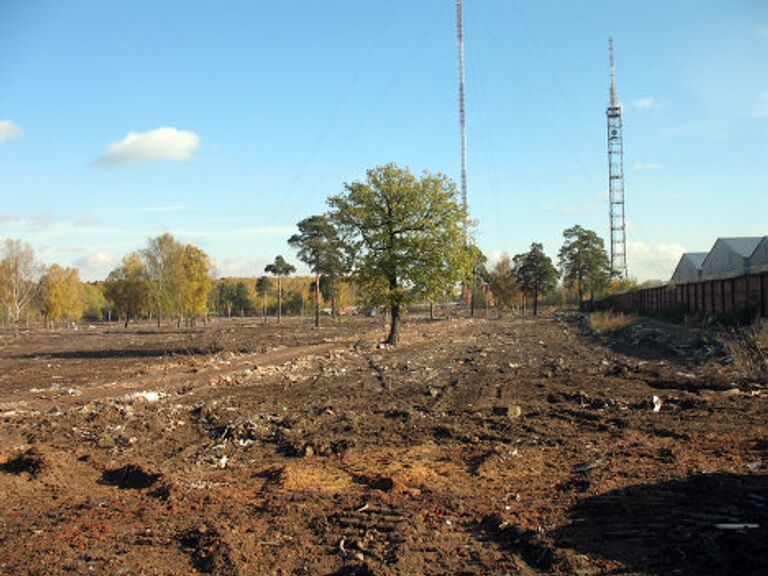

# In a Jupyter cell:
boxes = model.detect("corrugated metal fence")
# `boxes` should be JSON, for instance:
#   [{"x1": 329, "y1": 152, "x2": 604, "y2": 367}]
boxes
[{"x1": 598, "y1": 272, "x2": 768, "y2": 321}]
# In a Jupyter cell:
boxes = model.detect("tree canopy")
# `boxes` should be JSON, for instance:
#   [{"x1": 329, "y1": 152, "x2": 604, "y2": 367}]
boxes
[
  {"x1": 0, "y1": 239, "x2": 41, "y2": 330},
  {"x1": 558, "y1": 225, "x2": 612, "y2": 306},
  {"x1": 40, "y1": 264, "x2": 84, "y2": 324},
  {"x1": 514, "y1": 243, "x2": 558, "y2": 316},
  {"x1": 489, "y1": 253, "x2": 519, "y2": 316},
  {"x1": 288, "y1": 215, "x2": 345, "y2": 327},
  {"x1": 104, "y1": 252, "x2": 150, "y2": 326},
  {"x1": 328, "y1": 163, "x2": 470, "y2": 344}
]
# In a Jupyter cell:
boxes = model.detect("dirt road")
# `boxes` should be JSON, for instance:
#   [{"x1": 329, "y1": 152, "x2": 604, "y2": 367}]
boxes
[{"x1": 0, "y1": 314, "x2": 766, "y2": 575}]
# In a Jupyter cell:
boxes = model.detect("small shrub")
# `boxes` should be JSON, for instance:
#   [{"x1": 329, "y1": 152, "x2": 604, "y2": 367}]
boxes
[{"x1": 589, "y1": 311, "x2": 636, "y2": 334}]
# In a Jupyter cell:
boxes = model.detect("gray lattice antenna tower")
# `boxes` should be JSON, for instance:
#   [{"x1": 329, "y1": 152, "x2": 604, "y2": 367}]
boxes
[
  {"x1": 457, "y1": 0, "x2": 468, "y2": 215},
  {"x1": 607, "y1": 37, "x2": 627, "y2": 278}
]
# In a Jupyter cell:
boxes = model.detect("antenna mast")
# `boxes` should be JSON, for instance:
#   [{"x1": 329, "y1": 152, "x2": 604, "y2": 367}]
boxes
[
  {"x1": 457, "y1": 0, "x2": 468, "y2": 215},
  {"x1": 607, "y1": 37, "x2": 627, "y2": 278}
]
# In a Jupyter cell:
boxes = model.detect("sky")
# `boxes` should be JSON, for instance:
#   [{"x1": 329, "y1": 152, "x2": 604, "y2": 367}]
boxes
[{"x1": 1, "y1": 0, "x2": 766, "y2": 281}]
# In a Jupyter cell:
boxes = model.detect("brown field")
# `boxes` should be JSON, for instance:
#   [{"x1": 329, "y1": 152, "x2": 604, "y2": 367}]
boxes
[{"x1": 0, "y1": 313, "x2": 766, "y2": 575}]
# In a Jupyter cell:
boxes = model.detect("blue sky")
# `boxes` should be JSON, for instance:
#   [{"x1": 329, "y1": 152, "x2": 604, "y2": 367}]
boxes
[{"x1": 1, "y1": 0, "x2": 766, "y2": 281}]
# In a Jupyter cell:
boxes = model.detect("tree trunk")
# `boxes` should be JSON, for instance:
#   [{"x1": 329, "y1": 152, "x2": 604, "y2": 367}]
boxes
[
  {"x1": 578, "y1": 276, "x2": 584, "y2": 310},
  {"x1": 124, "y1": 315, "x2": 129, "y2": 328},
  {"x1": 314, "y1": 273, "x2": 320, "y2": 328},
  {"x1": 277, "y1": 278, "x2": 282, "y2": 324},
  {"x1": 429, "y1": 301, "x2": 435, "y2": 321},
  {"x1": 262, "y1": 294, "x2": 267, "y2": 324},
  {"x1": 387, "y1": 302, "x2": 401, "y2": 345},
  {"x1": 533, "y1": 286, "x2": 539, "y2": 316},
  {"x1": 469, "y1": 285, "x2": 475, "y2": 317}
]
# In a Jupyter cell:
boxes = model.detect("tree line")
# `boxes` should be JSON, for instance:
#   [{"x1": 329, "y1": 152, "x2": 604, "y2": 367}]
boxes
[{"x1": 1, "y1": 163, "x2": 637, "y2": 340}]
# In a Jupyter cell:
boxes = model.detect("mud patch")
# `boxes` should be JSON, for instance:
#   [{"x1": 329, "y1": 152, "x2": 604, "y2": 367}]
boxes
[
  {"x1": 0, "y1": 448, "x2": 45, "y2": 477},
  {"x1": 100, "y1": 464, "x2": 162, "y2": 489},
  {"x1": 478, "y1": 513, "x2": 563, "y2": 571},
  {"x1": 178, "y1": 524, "x2": 236, "y2": 575}
]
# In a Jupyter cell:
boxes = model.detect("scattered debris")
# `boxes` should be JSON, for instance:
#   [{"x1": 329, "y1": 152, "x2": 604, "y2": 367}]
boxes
[{"x1": 125, "y1": 390, "x2": 163, "y2": 403}]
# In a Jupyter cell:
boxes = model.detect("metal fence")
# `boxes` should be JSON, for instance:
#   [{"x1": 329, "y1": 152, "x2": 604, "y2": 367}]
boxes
[{"x1": 598, "y1": 272, "x2": 768, "y2": 322}]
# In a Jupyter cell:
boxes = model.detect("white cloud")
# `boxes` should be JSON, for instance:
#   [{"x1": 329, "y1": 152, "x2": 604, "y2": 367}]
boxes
[
  {"x1": 632, "y1": 161, "x2": 664, "y2": 171},
  {"x1": 97, "y1": 127, "x2": 200, "y2": 166},
  {"x1": 74, "y1": 251, "x2": 117, "y2": 280},
  {"x1": 631, "y1": 97, "x2": 669, "y2": 110},
  {"x1": 0, "y1": 119, "x2": 23, "y2": 142},
  {"x1": 753, "y1": 91, "x2": 768, "y2": 119},
  {"x1": 626, "y1": 241, "x2": 685, "y2": 281}
]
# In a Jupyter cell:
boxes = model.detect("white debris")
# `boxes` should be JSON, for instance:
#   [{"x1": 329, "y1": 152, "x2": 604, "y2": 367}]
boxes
[
  {"x1": 715, "y1": 523, "x2": 759, "y2": 530},
  {"x1": 126, "y1": 391, "x2": 163, "y2": 403},
  {"x1": 652, "y1": 395, "x2": 663, "y2": 413}
]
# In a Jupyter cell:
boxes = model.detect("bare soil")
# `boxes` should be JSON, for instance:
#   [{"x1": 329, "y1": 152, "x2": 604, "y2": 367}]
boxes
[{"x1": 0, "y1": 313, "x2": 766, "y2": 575}]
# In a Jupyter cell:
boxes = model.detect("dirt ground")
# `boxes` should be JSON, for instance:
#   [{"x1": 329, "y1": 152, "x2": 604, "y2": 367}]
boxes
[{"x1": 0, "y1": 312, "x2": 766, "y2": 576}]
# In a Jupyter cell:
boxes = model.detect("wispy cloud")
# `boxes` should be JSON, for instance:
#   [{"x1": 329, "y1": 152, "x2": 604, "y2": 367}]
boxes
[
  {"x1": 104, "y1": 205, "x2": 198, "y2": 214},
  {"x1": 97, "y1": 127, "x2": 200, "y2": 166},
  {"x1": 632, "y1": 161, "x2": 664, "y2": 171},
  {"x1": 543, "y1": 202, "x2": 598, "y2": 214},
  {"x1": 632, "y1": 97, "x2": 669, "y2": 110},
  {"x1": 29, "y1": 213, "x2": 57, "y2": 228},
  {"x1": 74, "y1": 216, "x2": 102, "y2": 227},
  {"x1": 0, "y1": 119, "x2": 24, "y2": 142},
  {"x1": 179, "y1": 226, "x2": 296, "y2": 239},
  {"x1": 753, "y1": 91, "x2": 768, "y2": 119},
  {"x1": 54, "y1": 245, "x2": 84, "y2": 253},
  {"x1": 0, "y1": 212, "x2": 20, "y2": 223}
]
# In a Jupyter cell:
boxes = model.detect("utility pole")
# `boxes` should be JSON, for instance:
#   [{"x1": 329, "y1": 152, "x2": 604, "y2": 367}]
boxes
[
  {"x1": 457, "y1": 0, "x2": 468, "y2": 216},
  {"x1": 607, "y1": 37, "x2": 628, "y2": 278}
]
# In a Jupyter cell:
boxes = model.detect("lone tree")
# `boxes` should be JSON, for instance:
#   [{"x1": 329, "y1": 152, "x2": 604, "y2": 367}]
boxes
[
  {"x1": 142, "y1": 233, "x2": 185, "y2": 326},
  {"x1": 558, "y1": 225, "x2": 612, "y2": 308},
  {"x1": 255, "y1": 276, "x2": 272, "y2": 323},
  {"x1": 489, "y1": 253, "x2": 519, "y2": 318},
  {"x1": 288, "y1": 214, "x2": 345, "y2": 328},
  {"x1": 329, "y1": 163, "x2": 470, "y2": 344},
  {"x1": 182, "y1": 244, "x2": 212, "y2": 324},
  {"x1": 104, "y1": 252, "x2": 150, "y2": 327},
  {"x1": 0, "y1": 239, "x2": 41, "y2": 332},
  {"x1": 265, "y1": 255, "x2": 295, "y2": 324},
  {"x1": 514, "y1": 243, "x2": 558, "y2": 316},
  {"x1": 40, "y1": 264, "x2": 84, "y2": 327}
]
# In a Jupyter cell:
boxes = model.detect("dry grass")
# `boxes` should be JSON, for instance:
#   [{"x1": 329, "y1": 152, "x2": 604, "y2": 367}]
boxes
[
  {"x1": 589, "y1": 311, "x2": 637, "y2": 334},
  {"x1": 755, "y1": 324, "x2": 768, "y2": 349}
]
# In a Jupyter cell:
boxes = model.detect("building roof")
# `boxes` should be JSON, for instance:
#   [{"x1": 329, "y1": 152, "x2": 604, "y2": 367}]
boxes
[
  {"x1": 681, "y1": 252, "x2": 708, "y2": 267},
  {"x1": 674, "y1": 236, "x2": 768, "y2": 282},
  {"x1": 717, "y1": 237, "x2": 763, "y2": 257}
]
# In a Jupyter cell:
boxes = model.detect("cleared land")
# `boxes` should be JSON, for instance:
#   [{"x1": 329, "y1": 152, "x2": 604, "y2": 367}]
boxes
[{"x1": 0, "y1": 313, "x2": 766, "y2": 575}]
